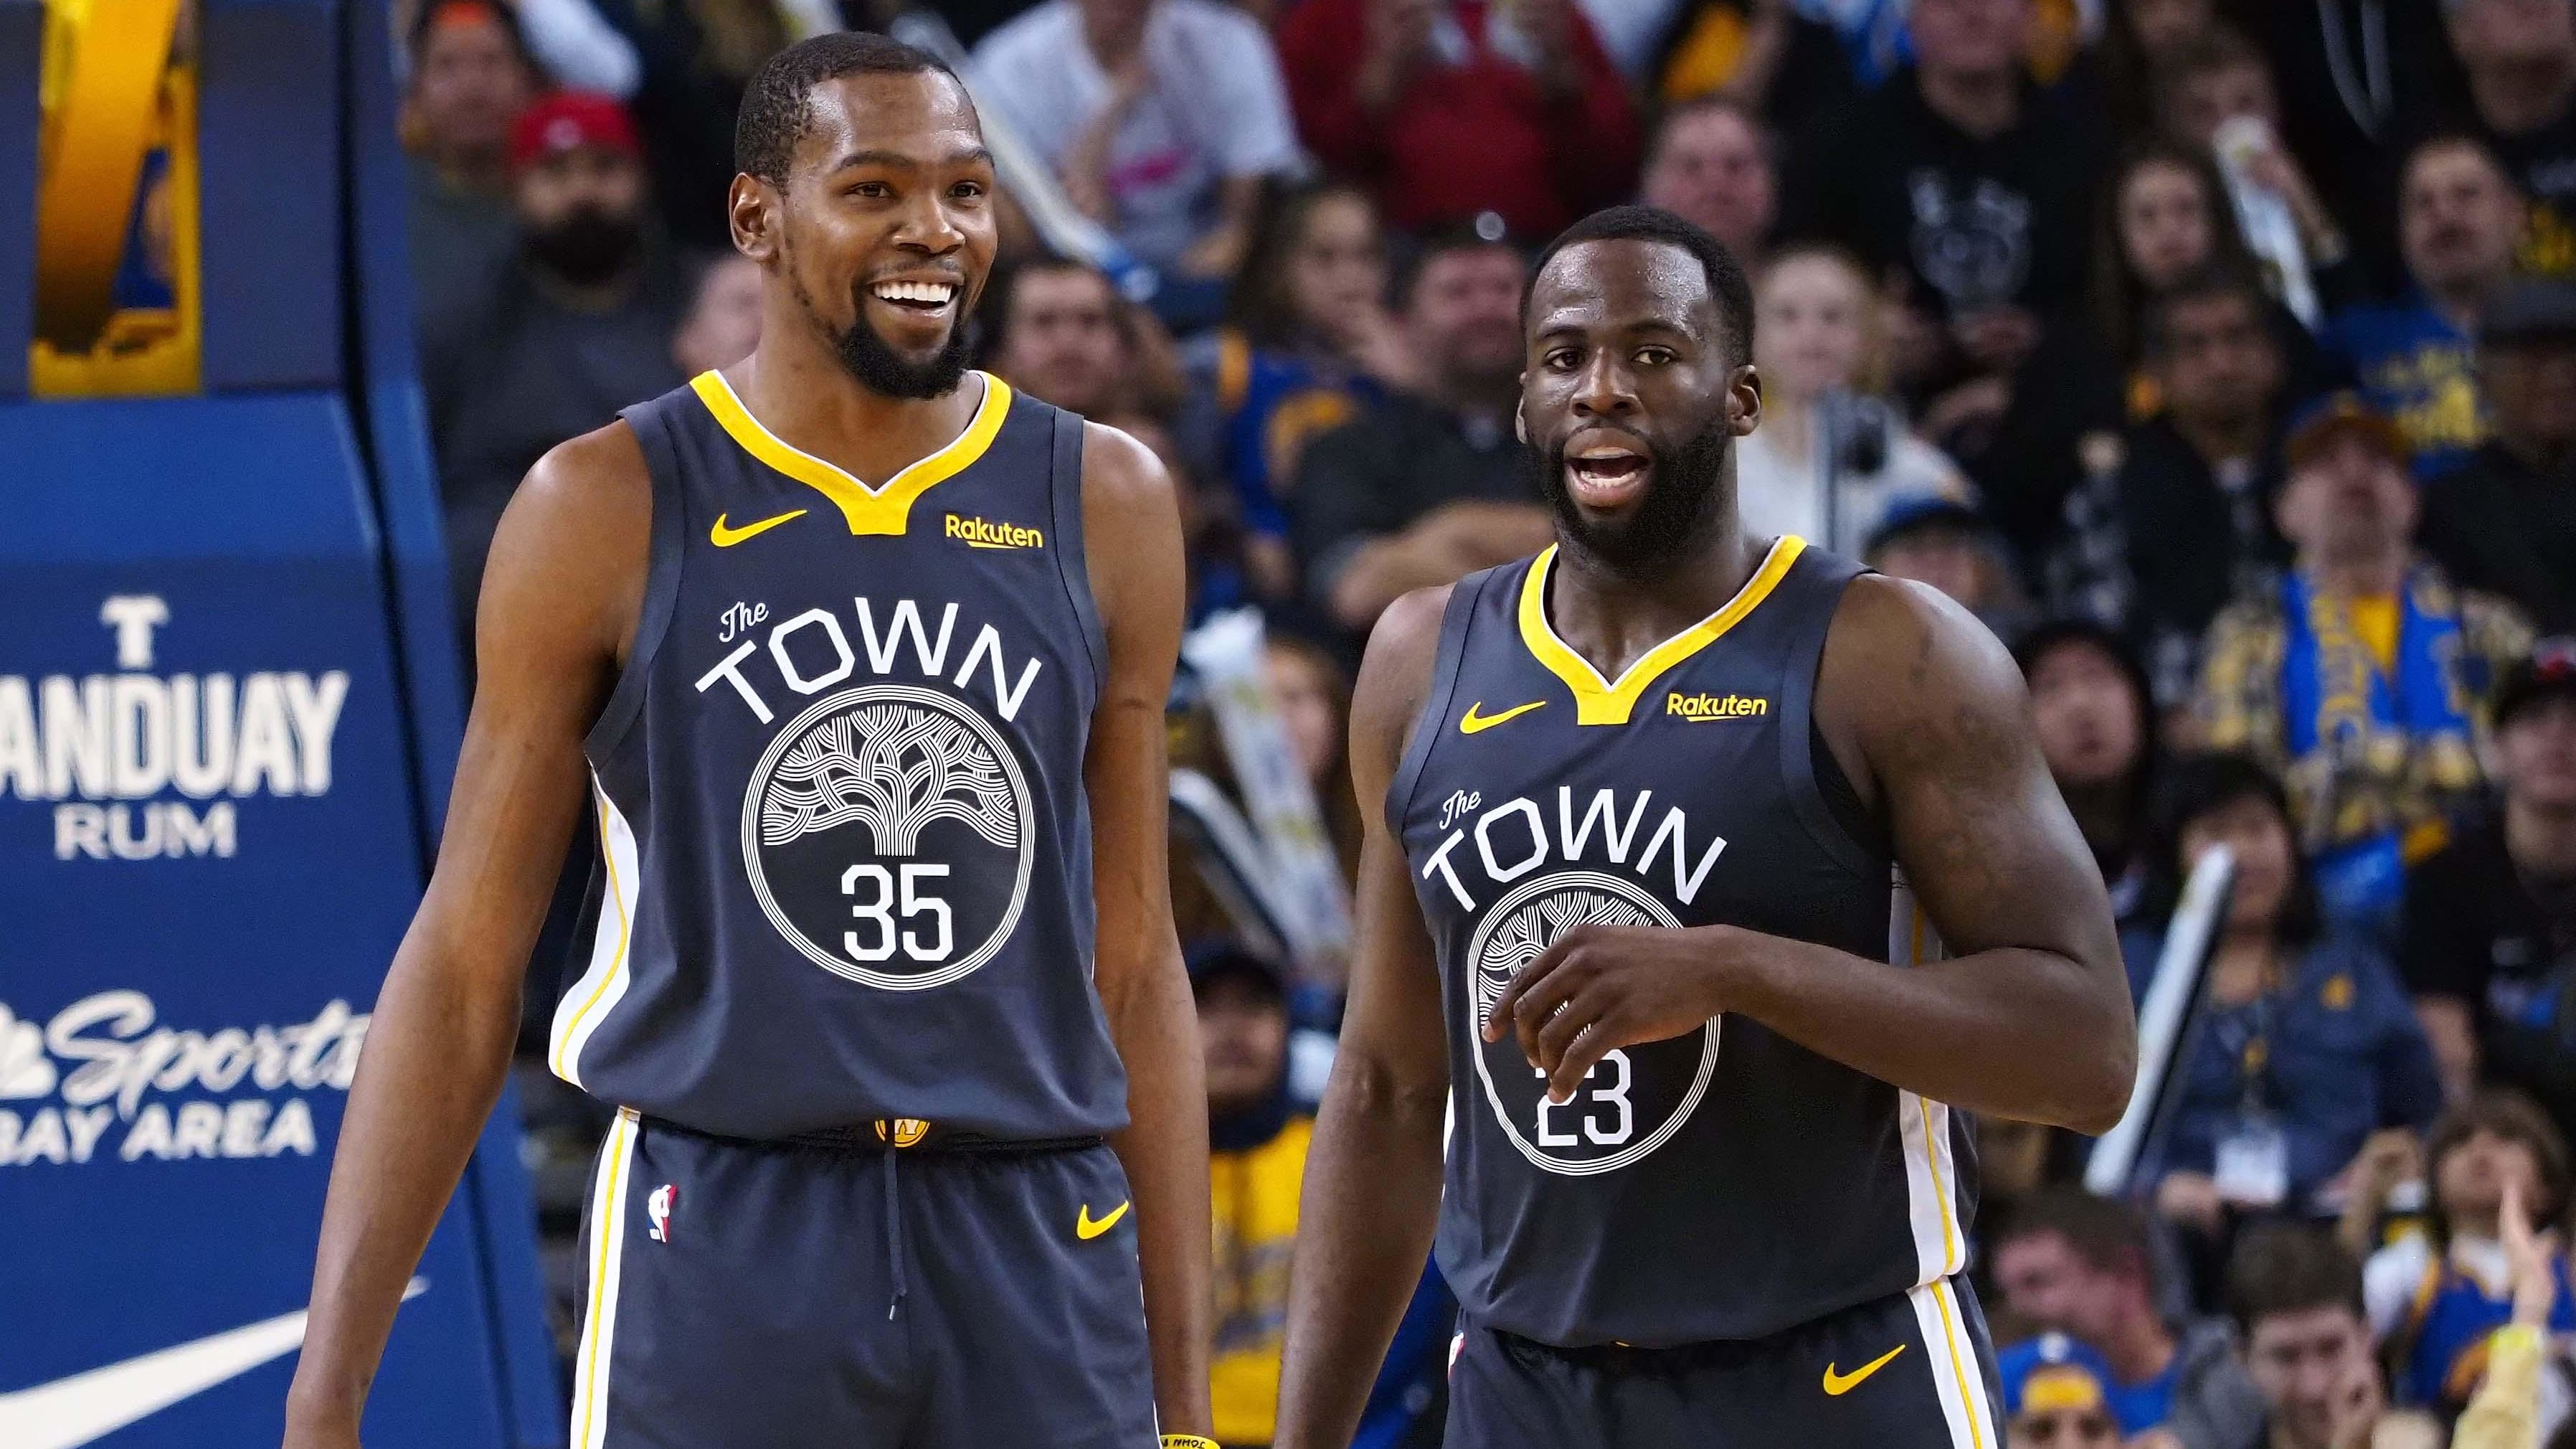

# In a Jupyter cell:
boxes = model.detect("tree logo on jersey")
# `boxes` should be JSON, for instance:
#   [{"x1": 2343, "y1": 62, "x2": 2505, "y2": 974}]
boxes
[
  {"x1": 1466, "y1": 870, "x2": 1720, "y2": 1176},
  {"x1": 740, "y1": 682, "x2": 1036, "y2": 991}
]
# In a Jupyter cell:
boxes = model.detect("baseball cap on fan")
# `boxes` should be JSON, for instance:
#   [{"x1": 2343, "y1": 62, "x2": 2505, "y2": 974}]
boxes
[
  {"x1": 2494, "y1": 638, "x2": 2576, "y2": 729},
  {"x1": 508, "y1": 91, "x2": 643, "y2": 174}
]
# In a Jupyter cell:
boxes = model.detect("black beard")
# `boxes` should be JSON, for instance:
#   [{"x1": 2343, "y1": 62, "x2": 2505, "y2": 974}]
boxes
[
  {"x1": 1529, "y1": 416, "x2": 1736, "y2": 576},
  {"x1": 790, "y1": 268, "x2": 970, "y2": 400},
  {"x1": 526, "y1": 205, "x2": 642, "y2": 286}
]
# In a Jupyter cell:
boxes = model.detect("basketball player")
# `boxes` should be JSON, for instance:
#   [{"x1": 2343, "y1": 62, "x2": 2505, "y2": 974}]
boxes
[
  {"x1": 283, "y1": 35, "x2": 1213, "y2": 1449},
  {"x1": 1272, "y1": 205, "x2": 2140, "y2": 1447}
]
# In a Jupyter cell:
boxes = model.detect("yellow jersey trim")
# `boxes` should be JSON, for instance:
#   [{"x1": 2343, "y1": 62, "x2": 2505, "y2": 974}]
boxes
[
  {"x1": 1515, "y1": 535, "x2": 1806, "y2": 725},
  {"x1": 689, "y1": 368, "x2": 1012, "y2": 537}
]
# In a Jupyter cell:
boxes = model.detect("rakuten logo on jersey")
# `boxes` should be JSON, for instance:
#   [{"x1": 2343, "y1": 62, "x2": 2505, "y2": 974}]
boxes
[
  {"x1": 0, "y1": 991, "x2": 369, "y2": 1169},
  {"x1": 0, "y1": 595, "x2": 350, "y2": 860}
]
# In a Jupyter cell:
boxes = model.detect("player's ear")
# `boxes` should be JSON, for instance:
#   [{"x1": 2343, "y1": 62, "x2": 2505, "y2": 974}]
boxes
[
  {"x1": 1514, "y1": 394, "x2": 1528, "y2": 445},
  {"x1": 1728, "y1": 364, "x2": 1763, "y2": 437},
  {"x1": 731, "y1": 174, "x2": 780, "y2": 263}
]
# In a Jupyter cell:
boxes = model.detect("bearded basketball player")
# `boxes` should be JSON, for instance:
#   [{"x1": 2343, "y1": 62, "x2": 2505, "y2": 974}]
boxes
[
  {"x1": 1272, "y1": 206, "x2": 2139, "y2": 1447},
  {"x1": 283, "y1": 34, "x2": 1213, "y2": 1449}
]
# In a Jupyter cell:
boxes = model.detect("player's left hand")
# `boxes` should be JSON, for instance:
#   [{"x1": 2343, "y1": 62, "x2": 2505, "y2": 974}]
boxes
[{"x1": 1484, "y1": 925, "x2": 1735, "y2": 1103}]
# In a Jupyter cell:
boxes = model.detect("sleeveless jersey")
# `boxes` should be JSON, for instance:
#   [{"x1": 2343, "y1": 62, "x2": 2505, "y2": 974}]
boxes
[
  {"x1": 545, "y1": 369, "x2": 1126, "y2": 1142},
  {"x1": 1393, "y1": 537, "x2": 1979, "y2": 1346}
]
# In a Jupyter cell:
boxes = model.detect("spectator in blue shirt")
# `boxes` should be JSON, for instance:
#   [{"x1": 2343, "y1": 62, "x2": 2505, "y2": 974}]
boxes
[
  {"x1": 2131, "y1": 754, "x2": 2445, "y2": 1237},
  {"x1": 2324, "y1": 134, "x2": 2527, "y2": 478}
]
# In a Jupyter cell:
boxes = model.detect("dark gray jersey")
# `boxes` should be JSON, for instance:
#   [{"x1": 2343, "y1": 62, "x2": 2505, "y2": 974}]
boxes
[
  {"x1": 546, "y1": 371, "x2": 1125, "y2": 1142},
  {"x1": 1393, "y1": 538, "x2": 1976, "y2": 1346}
]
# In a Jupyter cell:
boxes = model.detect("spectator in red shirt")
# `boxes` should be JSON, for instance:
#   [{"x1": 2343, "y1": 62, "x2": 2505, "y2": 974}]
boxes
[{"x1": 1276, "y1": 0, "x2": 1643, "y2": 237}]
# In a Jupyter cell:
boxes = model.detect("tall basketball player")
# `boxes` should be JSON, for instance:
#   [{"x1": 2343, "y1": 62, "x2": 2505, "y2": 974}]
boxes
[
  {"x1": 283, "y1": 34, "x2": 1213, "y2": 1449},
  {"x1": 1272, "y1": 205, "x2": 2139, "y2": 1448}
]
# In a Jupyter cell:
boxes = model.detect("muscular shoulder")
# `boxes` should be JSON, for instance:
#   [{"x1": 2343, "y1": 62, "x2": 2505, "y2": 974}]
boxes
[
  {"x1": 1349, "y1": 585, "x2": 1452, "y2": 780},
  {"x1": 484, "y1": 420, "x2": 653, "y2": 663},
  {"x1": 1815, "y1": 574, "x2": 2028, "y2": 797},
  {"x1": 1075, "y1": 418, "x2": 1185, "y2": 665}
]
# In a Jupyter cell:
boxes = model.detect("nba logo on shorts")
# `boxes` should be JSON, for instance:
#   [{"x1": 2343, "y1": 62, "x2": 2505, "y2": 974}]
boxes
[{"x1": 647, "y1": 1184, "x2": 678, "y2": 1243}]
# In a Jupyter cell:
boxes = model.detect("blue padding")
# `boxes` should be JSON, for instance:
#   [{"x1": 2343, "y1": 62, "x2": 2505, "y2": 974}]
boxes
[
  {"x1": 0, "y1": 0, "x2": 39, "y2": 400},
  {"x1": 199, "y1": 0, "x2": 340, "y2": 392},
  {"x1": 0, "y1": 392, "x2": 374, "y2": 560}
]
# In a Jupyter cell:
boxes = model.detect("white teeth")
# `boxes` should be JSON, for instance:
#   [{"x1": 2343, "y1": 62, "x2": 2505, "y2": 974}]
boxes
[
  {"x1": 1576, "y1": 450, "x2": 1639, "y2": 462},
  {"x1": 872, "y1": 280, "x2": 954, "y2": 304}
]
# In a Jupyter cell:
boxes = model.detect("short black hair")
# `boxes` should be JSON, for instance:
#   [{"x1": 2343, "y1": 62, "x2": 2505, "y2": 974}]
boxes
[
  {"x1": 1992, "y1": 1186, "x2": 2154, "y2": 1280},
  {"x1": 1391, "y1": 217, "x2": 1527, "y2": 313},
  {"x1": 2227, "y1": 1224, "x2": 2363, "y2": 1332},
  {"x1": 1529, "y1": 204, "x2": 1756, "y2": 364},
  {"x1": 735, "y1": 32, "x2": 959, "y2": 186},
  {"x1": 2142, "y1": 263, "x2": 2273, "y2": 358}
]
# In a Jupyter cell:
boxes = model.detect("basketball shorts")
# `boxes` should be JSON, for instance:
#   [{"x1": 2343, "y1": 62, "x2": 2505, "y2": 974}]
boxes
[
  {"x1": 1446, "y1": 1277, "x2": 2004, "y2": 1448},
  {"x1": 565, "y1": 1108, "x2": 1156, "y2": 1449}
]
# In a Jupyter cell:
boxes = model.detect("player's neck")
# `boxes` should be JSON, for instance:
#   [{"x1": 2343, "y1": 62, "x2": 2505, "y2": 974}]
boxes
[
  {"x1": 1548, "y1": 521, "x2": 1764, "y2": 679},
  {"x1": 730, "y1": 335, "x2": 984, "y2": 485}
]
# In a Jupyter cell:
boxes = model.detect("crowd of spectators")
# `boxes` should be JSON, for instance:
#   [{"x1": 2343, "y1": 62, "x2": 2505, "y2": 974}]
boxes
[{"x1": 392, "y1": 0, "x2": 2576, "y2": 1442}]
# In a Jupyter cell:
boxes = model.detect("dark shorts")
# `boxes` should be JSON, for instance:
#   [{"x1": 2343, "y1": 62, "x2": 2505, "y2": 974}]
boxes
[
  {"x1": 567, "y1": 1109, "x2": 1155, "y2": 1449},
  {"x1": 1446, "y1": 1278, "x2": 2004, "y2": 1448}
]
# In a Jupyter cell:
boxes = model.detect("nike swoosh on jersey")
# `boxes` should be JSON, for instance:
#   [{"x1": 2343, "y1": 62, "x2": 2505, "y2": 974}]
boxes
[
  {"x1": 0, "y1": 1279, "x2": 427, "y2": 1449},
  {"x1": 710, "y1": 509, "x2": 808, "y2": 547},
  {"x1": 1076, "y1": 1200, "x2": 1131, "y2": 1240},
  {"x1": 1458, "y1": 699, "x2": 1546, "y2": 735},
  {"x1": 1822, "y1": 1342, "x2": 1908, "y2": 1397}
]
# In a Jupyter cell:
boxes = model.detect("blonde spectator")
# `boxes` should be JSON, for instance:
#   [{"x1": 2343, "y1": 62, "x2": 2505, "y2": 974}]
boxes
[{"x1": 1737, "y1": 246, "x2": 1972, "y2": 554}]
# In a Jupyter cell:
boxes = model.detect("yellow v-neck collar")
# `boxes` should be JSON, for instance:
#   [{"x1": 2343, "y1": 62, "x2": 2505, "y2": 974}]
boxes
[
  {"x1": 1517, "y1": 536, "x2": 1807, "y2": 725},
  {"x1": 690, "y1": 368, "x2": 1012, "y2": 536}
]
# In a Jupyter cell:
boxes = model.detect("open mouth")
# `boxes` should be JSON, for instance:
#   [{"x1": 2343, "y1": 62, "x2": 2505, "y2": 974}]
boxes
[
  {"x1": 868, "y1": 278, "x2": 958, "y2": 317},
  {"x1": 1563, "y1": 430, "x2": 1654, "y2": 510}
]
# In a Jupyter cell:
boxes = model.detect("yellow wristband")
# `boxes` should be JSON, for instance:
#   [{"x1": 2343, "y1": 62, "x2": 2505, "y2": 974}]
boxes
[{"x1": 1161, "y1": 1438, "x2": 1221, "y2": 1449}]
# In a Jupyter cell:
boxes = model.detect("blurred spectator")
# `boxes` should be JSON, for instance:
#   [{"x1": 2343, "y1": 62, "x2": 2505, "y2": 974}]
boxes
[
  {"x1": 1997, "y1": 1334, "x2": 2128, "y2": 1449},
  {"x1": 2449, "y1": 1176, "x2": 2567, "y2": 1449},
  {"x1": 985, "y1": 258, "x2": 1130, "y2": 418},
  {"x1": 1637, "y1": 98, "x2": 1779, "y2": 265},
  {"x1": 2197, "y1": 392, "x2": 2532, "y2": 928},
  {"x1": 1288, "y1": 226, "x2": 1549, "y2": 645},
  {"x1": 669, "y1": 252, "x2": 761, "y2": 377},
  {"x1": 2017, "y1": 621, "x2": 2163, "y2": 925},
  {"x1": 969, "y1": 0, "x2": 1302, "y2": 288},
  {"x1": 404, "y1": 0, "x2": 535, "y2": 346},
  {"x1": 1778, "y1": 0, "x2": 2108, "y2": 349},
  {"x1": 2350, "y1": 1092, "x2": 2575, "y2": 1417},
  {"x1": 2324, "y1": 135, "x2": 2526, "y2": 478},
  {"x1": 2402, "y1": 643, "x2": 2576, "y2": 1126},
  {"x1": 1736, "y1": 245, "x2": 1973, "y2": 553},
  {"x1": 2423, "y1": 277, "x2": 2576, "y2": 632},
  {"x1": 1990, "y1": 1189, "x2": 2268, "y2": 1447},
  {"x1": 2153, "y1": 28, "x2": 2357, "y2": 311},
  {"x1": 2051, "y1": 273, "x2": 2292, "y2": 707},
  {"x1": 1641, "y1": 0, "x2": 1860, "y2": 143},
  {"x1": 1109, "y1": 407, "x2": 1259, "y2": 626},
  {"x1": 425, "y1": 91, "x2": 685, "y2": 649},
  {"x1": 2089, "y1": 142, "x2": 2346, "y2": 419},
  {"x1": 2436, "y1": 0, "x2": 2576, "y2": 278},
  {"x1": 1276, "y1": 0, "x2": 1644, "y2": 237},
  {"x1": 1862, "y1": 499, "x2": 2035, "y2": 643},
  {"x1": 1195, "y1": 943, "x2": 1312, "y2": 1449},
  {"x1": 2132, "y1": 755, "x2": 2442, "y2": 1236},
  {"x1": 592, "y1": 0, "x2": 837, "y2": 249},
  {"x1": 1265, "y1": 636, "x2": 1363, "y2": 882},
  {"x1": 1183, "y1": 181, "x2": 1406, "y2": 599},
  {"x1": 2096, "y1": 0, "x2": 2222, "y2": 138},
  {"x1": 2227, "y1": 1224, "x2": 2443, "y2": 1449}
]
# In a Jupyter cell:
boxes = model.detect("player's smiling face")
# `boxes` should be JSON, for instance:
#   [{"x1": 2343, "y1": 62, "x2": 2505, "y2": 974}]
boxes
[
  {"x1": 1520, "y1": 239, "x2": 1758, "y2": 562},
  {"x1": 767, "y1": 70, "x2": 997, "y2": 390}
]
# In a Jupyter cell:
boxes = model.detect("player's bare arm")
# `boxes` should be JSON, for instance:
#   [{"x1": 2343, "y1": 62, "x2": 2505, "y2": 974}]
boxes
[
  {"x1": 1269, "y1": 585, "x2": 1456, "y2": 1449},
  {"x1": 1079, "y1": 420, "x2": 1216, "y2": 1439},
  {"x1": 283, "y1": 425, "x2": 649, "y2": 1447},
  {"x1": 1489, "y1": 575, "x2": 2136, "y2": 1132}
]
